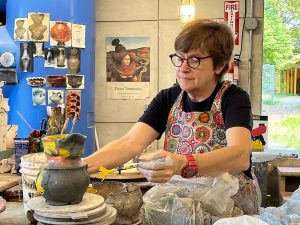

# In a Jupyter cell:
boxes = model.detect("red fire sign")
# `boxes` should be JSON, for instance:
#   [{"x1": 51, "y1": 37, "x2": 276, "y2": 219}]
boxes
[{"x1": 224, "y1": 0, "x2": 240, "y2": 45}]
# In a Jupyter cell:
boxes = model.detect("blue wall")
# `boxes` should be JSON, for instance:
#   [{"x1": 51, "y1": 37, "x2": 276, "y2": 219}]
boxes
[
  {"x1": 0, "y1": 0, "x2": 95, "y2": 156},
  {"x1": 0, "y1": 0, "x2": 6, "y2": 12}
]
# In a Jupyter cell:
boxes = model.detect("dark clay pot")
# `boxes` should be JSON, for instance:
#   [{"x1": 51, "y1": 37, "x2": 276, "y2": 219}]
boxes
[{"x1": 38, "y1": 161, "x2": 90, "y2": 206}]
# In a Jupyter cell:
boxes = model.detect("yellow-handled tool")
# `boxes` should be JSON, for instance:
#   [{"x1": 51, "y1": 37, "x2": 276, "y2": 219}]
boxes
[{"x1": 98, "y1": 163, "x2": 139, "y2": 181}]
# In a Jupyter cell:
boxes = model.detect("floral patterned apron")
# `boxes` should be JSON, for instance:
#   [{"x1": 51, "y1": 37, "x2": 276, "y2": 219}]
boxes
[{"x1": 163, "y1": 81, "x2": 260, "y2": 215}]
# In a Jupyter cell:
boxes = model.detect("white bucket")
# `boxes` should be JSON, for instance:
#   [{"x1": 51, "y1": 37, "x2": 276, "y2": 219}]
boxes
[{"x1": 20, "y1": 152, "x2": 47, "y2": 216}]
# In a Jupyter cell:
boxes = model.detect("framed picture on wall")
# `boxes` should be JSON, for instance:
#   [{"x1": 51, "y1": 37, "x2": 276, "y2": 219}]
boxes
[{"x1": 105, "y1": 37, "x2": 151, "y2": 100}]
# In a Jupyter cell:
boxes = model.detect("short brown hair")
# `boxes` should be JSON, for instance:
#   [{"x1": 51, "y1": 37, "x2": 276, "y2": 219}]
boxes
[{"x1": 174, "y1": 18, "x2": 234, "y2": 81}]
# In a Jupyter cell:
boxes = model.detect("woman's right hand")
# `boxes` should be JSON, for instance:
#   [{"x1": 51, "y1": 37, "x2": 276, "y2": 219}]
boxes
[{"x1": 137, "y1": 149, "x2": 187, "y2": 183}]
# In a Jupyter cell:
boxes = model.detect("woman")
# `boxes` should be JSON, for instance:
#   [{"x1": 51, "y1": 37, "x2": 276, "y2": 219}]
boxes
[
  {"x1": 84, "y1": 18, "x2": 259, "y2": 214},
  {"x1": 110, "y1": 38, "x2": 144, "y2": 82}
]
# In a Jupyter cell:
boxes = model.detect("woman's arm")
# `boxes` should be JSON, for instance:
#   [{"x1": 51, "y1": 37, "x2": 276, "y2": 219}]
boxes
[
  {"x1": 195, "y1": 126, "x2": 251, "y2": 175},
  {"x1": 138, "y1": 126, "x2": 251, "y2": 182},
  {"x1": 83, "y1": 122, "x2": 160, "y2": 174}
]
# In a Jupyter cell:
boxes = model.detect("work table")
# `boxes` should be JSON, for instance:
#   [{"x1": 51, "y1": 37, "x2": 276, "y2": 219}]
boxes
[{"x1": 0, "y1": 202, "x2": 29, "y2": 225}]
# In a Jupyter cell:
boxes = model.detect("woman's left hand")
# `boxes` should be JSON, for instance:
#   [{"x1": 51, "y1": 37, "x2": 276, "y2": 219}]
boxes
[{"x1": 137, "y1": 149, "x2": 186, "y2": 183}]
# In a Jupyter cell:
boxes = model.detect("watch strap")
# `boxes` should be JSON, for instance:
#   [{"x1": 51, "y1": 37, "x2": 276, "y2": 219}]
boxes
[{"x1": 181, "y1": 154, "x2": 198, "y2": 178}]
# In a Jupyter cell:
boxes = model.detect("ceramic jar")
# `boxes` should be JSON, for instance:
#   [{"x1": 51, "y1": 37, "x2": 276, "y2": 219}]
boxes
[
  {"x1": 37, "y1": 160, "x2": 90, "y2": 206},
  {"x1": 36, "y1": 133, "x2": 89, "y2": 206},
  {"x1": 67, "y1": 75, "x2": 83, "y2": 88},
  {"x1": 32, "y1": 88, "x2": 46, "y2": 105},
  {"x1": 67, "y1": 48, "x2": 80, "y2": 74},
  {"x1": 51, "y1": 22, "x2": 71, "y2": 46},
  {"x1": 106, "y1": 183, "x2": 143, "y2": 224}
]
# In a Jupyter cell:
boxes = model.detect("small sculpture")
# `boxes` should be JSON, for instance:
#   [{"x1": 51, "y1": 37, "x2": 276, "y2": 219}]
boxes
[
  {"x1": 15, "y1": 20, "x2": 26, "y2": 40},
  {"x1": 29, "y1": 14, "x2": 47, "y2": 40}
]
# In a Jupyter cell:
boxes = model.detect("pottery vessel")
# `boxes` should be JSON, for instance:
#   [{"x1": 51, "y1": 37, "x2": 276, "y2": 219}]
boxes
[
  {"x1": 21, "y1": 43, "x2": 30, "y2": 72},
  {"x1": 57, "y1": 47, "x2": 65, "y2": 67},
  {"x1": 92, "y1": 181, "x2": 126, "y2": 200},
  {"x1": 37, "y1": 161, "x2": 89, "y2": 206},
  {"x1": 42, "y1": 133, "x2": 86, "y2": 159},
  {"x1": 67, "y1": 48, "x2": 80, "y2": 74},
  {"x1": 32, "y1": 88, "x2": 46, "y2": 105},
  {"x1": 36, "y1": 133, "x2": 89, "y2": 206},
  {"x1": 46, "y1": 75, "x2": 66, "y2": 85},
  {"x1": 67, "y1": 75, "x2": 83, "y2": 88},
  {"x1": 106, "y1": 183, "x2": 143, "y2": 224},
  {"x1": 68, "y1": 58, "x2": 80, "y2": 74},
  {"x1": 26, "y1": 77, "x2": 46, "y2": 87},
  {"x1": 51, "y1": 22, "x2": 71, "y2": 45}
]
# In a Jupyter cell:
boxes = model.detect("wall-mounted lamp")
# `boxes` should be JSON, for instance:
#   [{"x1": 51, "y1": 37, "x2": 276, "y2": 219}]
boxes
[{"x1": 179, "y1": 0, "x2": 195, "y2": 25}]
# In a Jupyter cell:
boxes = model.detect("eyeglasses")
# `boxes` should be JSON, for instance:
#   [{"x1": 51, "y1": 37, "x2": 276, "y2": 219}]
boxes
[{"x1": 169, "y1": 53, "x2": 212, "y2": 69}]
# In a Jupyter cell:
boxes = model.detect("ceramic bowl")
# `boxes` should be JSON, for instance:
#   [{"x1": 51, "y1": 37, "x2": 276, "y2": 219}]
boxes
[
  {"x1": 26, "y1": 77, "x2": 46, "y2": 86},
  {"x1": 67, "y1": 75, "x2": 83, "y2": 88},
  {"x1": 92, "y1": 181, "x2": 126, "y2": 200},
  {"x1": 46, "y1": 75, "x2": 66, "y2": 85},
  {"x1": 41, "y1": 134, "x2": 68, "y2": 157}
]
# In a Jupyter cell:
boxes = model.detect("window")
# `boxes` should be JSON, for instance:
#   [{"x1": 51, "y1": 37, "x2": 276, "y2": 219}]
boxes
[{"x1": 262, "y1": 0, "x2": 300, "y2": 152}]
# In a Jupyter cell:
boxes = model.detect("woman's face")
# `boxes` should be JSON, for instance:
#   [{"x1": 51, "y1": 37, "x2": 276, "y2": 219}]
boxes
[
  {"x1": 121, "y1": 55, "x2": 131, "y2": 66},
  {"x1": 175, "y1": 50, "x2": 224, "y2": 99}
]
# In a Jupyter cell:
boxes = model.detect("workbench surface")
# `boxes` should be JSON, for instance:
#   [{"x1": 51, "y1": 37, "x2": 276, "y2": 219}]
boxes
[{"x1": 0, "y1": 202, "x2": 30, "y2": 225}]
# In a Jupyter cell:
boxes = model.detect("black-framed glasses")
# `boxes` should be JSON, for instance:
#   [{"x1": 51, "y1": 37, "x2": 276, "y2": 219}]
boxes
[{"x1": 169, "y1": 53, "x2": 212, "y2": 69}]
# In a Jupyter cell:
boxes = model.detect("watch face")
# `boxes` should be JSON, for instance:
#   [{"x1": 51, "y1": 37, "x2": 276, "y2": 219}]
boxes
[{"x1": 186, "y1": 169, "x2": 197, "y2": 178}]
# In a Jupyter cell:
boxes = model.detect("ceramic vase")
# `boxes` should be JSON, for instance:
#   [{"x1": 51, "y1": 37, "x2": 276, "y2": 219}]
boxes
[
  {"x1": 51, "y1": 22, "x2": 71, "y2": 46},
  {"x1": 68, "y1": 48, "x2": 80, "y2": 74},
  {"x1": 21, "y1": 43, "x2": 30, "y2": 72},
  {"x1": 37, "y1": 161, "x2": 89, "y2": 206},
  {"x1": 56, "y1": 47, "x2": 65, "y2": 67}
]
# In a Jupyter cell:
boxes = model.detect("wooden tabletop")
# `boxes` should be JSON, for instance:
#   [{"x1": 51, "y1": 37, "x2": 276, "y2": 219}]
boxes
[
  {"x1": 0, "y1": 202, "x2": 28, "y2": 225},
  {"x1": 0, "y1": 173, "x2": 21, "y2": 192},
  {"x1": 277, "y1": 166, "x2": 300, "y2": 176}
]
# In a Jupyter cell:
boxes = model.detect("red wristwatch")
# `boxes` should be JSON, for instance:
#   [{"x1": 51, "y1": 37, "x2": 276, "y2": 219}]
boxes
[{"x1": 181, "y1": 154, "x2": 198, "y2": 178}]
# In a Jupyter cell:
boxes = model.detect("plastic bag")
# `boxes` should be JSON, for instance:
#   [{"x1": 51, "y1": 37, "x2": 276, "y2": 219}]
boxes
[
  {"x1": 142, "y1": 188, "x2": 205, "y2": 225},
  {"x1": 213, "y1": 215, "x2": 269, "y2": 225},
  {"x1": 259, "y1": 186, "x2": 300, "y2": 224},
  {"x1": 142, "y1": 173, "x2": 240, "y2": 225},
  {"x1": 166, "y1": 173, "x2": 239, "y2": 217}
]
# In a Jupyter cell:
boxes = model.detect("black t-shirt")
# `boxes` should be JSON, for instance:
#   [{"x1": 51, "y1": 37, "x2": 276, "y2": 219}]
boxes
[{"x1": 138, "y1": 81, "x2": 253, "y2": 178}]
